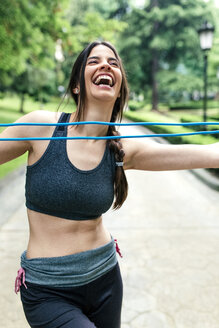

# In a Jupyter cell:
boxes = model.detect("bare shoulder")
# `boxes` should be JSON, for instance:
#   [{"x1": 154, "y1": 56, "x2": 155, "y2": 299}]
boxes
[
  {"x1": 18, "y1": 110, "x2": 62, "y2": 138},
  {"x1": 21, "y1": 110, "x2": 61, "y2": 124},
  {"x1": 1, "y1": 110, "x2": 61, "y2": 138}
]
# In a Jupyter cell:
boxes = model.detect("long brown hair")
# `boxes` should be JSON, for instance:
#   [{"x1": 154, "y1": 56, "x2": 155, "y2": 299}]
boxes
[{"x1": 66, "y1": 41, "x2": 129, "y2": 209}]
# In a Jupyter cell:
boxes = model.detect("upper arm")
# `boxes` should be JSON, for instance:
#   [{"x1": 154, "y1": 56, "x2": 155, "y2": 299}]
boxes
[
  {"x1": 123, "y1": 138, "x2": 219, "y2": 171},
  {"x1": 0, "y1": 113, "x2": 33, "y2": 164},
  {"x1": 0, "y1": 110, "x2": 55, "y2": 165}
]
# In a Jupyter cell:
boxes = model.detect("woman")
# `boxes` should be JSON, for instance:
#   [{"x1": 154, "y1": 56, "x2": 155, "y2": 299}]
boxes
[{"x1": 1, "y1": 41, "x2": 219, "y2": 328}]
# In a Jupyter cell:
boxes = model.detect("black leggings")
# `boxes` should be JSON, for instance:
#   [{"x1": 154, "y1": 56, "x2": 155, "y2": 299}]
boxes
[{"x1": 20, "y1": 263, "x2": 123, "y2": 328}]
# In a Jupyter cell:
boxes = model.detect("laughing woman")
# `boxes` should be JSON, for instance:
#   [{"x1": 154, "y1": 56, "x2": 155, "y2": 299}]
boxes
[{"x1": 0, "y1": 41, "x2": 219, "y2": 328}]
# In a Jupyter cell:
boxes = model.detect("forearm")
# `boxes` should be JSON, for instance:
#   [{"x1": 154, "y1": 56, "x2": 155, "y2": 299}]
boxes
[{"x1": 146, "y1": 143, "x2": 219, "y2": 171}]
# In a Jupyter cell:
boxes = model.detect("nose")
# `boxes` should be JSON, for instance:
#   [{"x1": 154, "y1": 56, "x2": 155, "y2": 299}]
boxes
[{"x1": 100, "y1": 61, "x2": 111, "y2": 71}]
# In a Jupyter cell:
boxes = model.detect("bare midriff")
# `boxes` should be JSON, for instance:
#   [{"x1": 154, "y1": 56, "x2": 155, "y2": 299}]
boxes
[{"x1": 26, "y1": 209, "x2": 111, "y2": 259}]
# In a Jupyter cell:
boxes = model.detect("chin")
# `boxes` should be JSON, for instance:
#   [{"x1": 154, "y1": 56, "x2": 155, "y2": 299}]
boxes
[{"x1": 93, "y1": 92, "x2": 117, "y2": 103}]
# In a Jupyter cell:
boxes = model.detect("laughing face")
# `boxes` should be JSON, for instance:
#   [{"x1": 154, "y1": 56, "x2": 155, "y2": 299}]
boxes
[{"x1": 84, "y1": 45, "x2": 122, "y2": 105}]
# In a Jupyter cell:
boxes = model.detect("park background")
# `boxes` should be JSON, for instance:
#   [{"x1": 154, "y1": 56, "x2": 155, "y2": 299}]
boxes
[{"x1": 1, "y1": 2, "x2": 219, "y2": 328}]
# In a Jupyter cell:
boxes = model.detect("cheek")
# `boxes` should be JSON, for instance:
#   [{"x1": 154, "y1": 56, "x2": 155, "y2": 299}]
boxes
[
  {"x1": 117, "y1": 72, "x2": 122, "y2": 88},
  {"x1": 84, "y1": 69, "x2": 93, "y2": 88},
  {"x1": 84, "y1": 77, "x2": 92, "y2": 93},
  {"x1": 117, "y1": 78, "x2": 122, "y2": 93}
]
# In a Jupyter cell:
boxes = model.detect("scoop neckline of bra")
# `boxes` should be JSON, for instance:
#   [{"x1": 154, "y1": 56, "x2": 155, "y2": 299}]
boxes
[{"x1": 63, "y1": 112, "x2": 109, "y2": 174}]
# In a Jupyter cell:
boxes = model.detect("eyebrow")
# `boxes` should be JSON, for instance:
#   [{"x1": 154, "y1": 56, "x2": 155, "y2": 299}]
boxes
[{"x1": 87, "y1": 56, "x2": 119, "y2": 63}]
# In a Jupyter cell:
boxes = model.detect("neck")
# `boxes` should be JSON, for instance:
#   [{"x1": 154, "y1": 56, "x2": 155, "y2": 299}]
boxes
[{"x1": 71, "y1": 100, "x2": 115, "y2": 137}]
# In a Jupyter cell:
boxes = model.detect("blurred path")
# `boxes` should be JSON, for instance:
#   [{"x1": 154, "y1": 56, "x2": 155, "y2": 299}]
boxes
[
  {"x1": 1, "y1": 123, "x2": 219, "y2": 328},
  {"x1": 0, "y1": 166, "x2": 26, "y2": 226}
]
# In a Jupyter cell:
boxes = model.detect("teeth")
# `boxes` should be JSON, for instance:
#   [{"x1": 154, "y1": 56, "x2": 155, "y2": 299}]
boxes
[{"x1": 94, "y1": 75, "x2": 113, "y2": 86}]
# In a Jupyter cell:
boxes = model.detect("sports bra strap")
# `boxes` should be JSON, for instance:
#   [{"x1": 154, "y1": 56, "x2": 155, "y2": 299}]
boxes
[{"x1": 57, "y1": 112, "x2": 70, "y2": 133}]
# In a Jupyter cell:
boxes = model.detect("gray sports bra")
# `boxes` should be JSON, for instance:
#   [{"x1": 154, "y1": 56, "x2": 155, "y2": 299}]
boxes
[{"x1": 25, "y1": 112, "x2": 116, "y2": 220}]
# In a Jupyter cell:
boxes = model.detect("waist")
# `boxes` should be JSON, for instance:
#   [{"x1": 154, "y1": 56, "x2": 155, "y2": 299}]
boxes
[
  {"x1": 27, "y1": 208, "x2": 110, "y2": 258},
  {"x1": 21, "y1": 237, "x2": 118, "y2": 287}
]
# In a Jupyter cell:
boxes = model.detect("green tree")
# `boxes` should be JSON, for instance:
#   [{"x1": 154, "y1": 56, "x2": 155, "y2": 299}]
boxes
[
  {"x1": 61, "y1": 3, "x2": 127, "y2": 93},
  {"x1": 0, "y1": 0, "x2": 69, "y2": 111},
  {"x1": 206, "y1": 1, "x2": 219, "y2": 95},
  {"x1": 11, "y1": 66, "x2": 56, "y2": 113},
  {"x1": 119, "y1": 0, "x2": 214, "y2": 109}
]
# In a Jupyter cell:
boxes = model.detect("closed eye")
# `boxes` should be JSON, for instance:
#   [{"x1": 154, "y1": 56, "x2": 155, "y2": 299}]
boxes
[
  {"x1": 88, "y1": 60, "x2": 98, "y2": 64},
  {"x1": 87, "y1": 56, "x2": 120, "y2": 67},
  {"x1": 110, "y1": 61, "x2": 119, "y2": 67}
]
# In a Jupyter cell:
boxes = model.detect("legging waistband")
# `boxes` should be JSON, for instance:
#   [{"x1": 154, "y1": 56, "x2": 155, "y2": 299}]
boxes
[{"x1": 16, "y1": 237, "x2": 122, "y2": 290}]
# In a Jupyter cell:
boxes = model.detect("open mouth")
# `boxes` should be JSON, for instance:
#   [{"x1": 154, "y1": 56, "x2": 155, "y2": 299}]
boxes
[{"x1": 93, "y1": 75, "x2": 114, "y2": 87}]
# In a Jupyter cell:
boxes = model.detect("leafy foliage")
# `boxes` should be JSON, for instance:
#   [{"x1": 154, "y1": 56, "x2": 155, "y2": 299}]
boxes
[
  {"x1": 118, "y1": 0, "x2": 215, "y2": 108},
  {"x1": 1, "y1": 0, "x2": 219, "y2": 112},
  {"x1": 0, "y1": 1, "x2": 67, "y2": 84}
]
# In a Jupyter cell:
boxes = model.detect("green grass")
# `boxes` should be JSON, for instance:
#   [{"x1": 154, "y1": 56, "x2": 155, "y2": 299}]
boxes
[
  {"x1": 124, "y1": 110, "x2": 218, "y2": 145},
  {"x1": 0, "y1": 94, "x2": 76, "y2": 179},
  {"x1": 162, "y1": 109, "x2": 219, "y2": 138},
  {"x1": 169, "y1": 100, "x2": 219, "y2": 110},
  {"x1": 167, "y1": 108, "x2": 219, "y2": 119},
  {"x1": 0, "y1": 153, "x2": 28, "y2": 179}
]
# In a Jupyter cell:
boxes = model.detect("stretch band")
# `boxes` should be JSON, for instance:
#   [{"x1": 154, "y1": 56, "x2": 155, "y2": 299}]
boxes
[
  {"x1": 1, "y1": 131, "x2": 219, "y2": 141},
  {"x1": 0, "y1": 121, "x2": 219, "y2": 140},
  {"x1": 0, "y1": 121, "x2": 219, "y2": 127}
]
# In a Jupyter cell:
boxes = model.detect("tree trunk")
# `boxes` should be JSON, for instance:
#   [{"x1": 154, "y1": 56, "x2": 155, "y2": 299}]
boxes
[
  {"x1": 150, "y1": 0, "x2": 159, "y2": 111},
  {"x1": 151, "y1": 50, "x2": 159, "y2": 110},
  {"x1": 19, "y1": 93, "x2": 25, "y2": 113}
]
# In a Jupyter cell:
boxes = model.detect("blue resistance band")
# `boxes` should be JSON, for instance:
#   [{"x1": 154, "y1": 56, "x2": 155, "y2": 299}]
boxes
[
  {"x1": 1, "y1": 121, "x2": 219, "y2": 127},
  {"x1": 0, "y1": 121, "x2": 219, "y2": 141}
]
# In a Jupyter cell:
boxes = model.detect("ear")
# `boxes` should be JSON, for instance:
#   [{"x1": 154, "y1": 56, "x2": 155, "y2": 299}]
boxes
[{"x1": 73, "y1": 88, "x2": 79, "y2": 94}]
